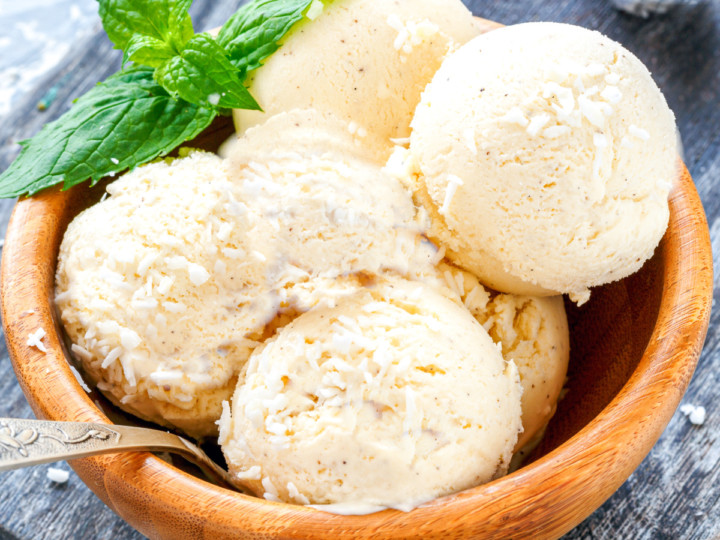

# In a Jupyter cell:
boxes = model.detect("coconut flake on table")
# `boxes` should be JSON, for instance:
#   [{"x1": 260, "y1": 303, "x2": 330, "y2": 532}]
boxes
[
  {"x1": 679, "y1": 403, "x2": 706, "y2": 425},
  {"x1": 47, "y1": 467, "x2": 70, "y2": 484}
]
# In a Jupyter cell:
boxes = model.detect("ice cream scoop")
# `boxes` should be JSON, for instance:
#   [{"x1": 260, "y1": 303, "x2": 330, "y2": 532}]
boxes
[
  {"x1": 57, "y1": 110, "x2": 437, "y2": 439},
  {"x1": 227, "y1": 109, "x2": 437, "y2": 282},
  {"x1": 409, "y1": 22, "x2": 677, "y2": 303},
  {"x1": 434, "y1": 263, "x2": 569, "y2": 452},
  {"x1": 219, "y1": 277, "x2": 523, "y2": 513},
  {"x1": 55, "y1": 151, "x2": 281, "y2": 438},
  {"x1": 232, "y1": 0, "x2": 480, "y2": 160}
]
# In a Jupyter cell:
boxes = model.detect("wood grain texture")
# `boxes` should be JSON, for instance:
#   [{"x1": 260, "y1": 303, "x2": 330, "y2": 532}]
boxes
[{"x1": 0, "y1": 1, "x2": 718, "y2": 539}]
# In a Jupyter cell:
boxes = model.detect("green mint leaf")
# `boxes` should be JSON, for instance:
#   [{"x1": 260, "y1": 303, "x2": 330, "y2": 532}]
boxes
[
  {"x1": 217, "y1": 0, "x2": 316, "y2": 79},
  {"x1": 155, "y1": 33, "x2": 261, "y2": 110},
  {"x1": 0, "y1": 67, "x2": 215, "y2": 198},
  {"x1": 97, "y1": 0, "x2": 194, "y2": 52},
  {"x1": 124, "y1": 34, "x2": 176, "y2": 68},
  {"x1": 101, "y1": 65, "x2": 159, "y2": 86}
]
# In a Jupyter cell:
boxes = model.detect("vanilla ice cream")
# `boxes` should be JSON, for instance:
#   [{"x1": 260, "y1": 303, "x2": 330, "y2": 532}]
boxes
[
  {"x1": 410, "y1": 22, "x2": 677, "y2": 303},
  {"x1": 219, "y1": 277, "x2": 523, "y2": 512},
  {"x1": 227, "y1": 109, "x2": 438, "y2": 281},
  {"x1": 56, "y1": 151, "x2": 281, "y2": 438},
  {"x1": 58, "y1": 109, "x2": 437, "y2": 438},
  {"x1": 232, "y1": 0, "x2": 479, "y2": 160},
  {"x1": 434, "y1": 263, "x2": 569, "y2": 451}
]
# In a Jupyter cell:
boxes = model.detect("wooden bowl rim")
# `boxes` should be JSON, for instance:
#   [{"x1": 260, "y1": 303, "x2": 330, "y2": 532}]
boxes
[{"x1": 0, "y1": 156, "x2": 711, "y2": 539}]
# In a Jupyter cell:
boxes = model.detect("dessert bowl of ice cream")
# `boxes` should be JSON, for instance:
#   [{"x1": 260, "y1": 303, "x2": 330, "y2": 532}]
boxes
[
  {"x1": 1, "y1": 115, "x2": 711, "y2": 538},
  {"x1": 0, "y1": 6, "x2": 713, "y2": 540}
]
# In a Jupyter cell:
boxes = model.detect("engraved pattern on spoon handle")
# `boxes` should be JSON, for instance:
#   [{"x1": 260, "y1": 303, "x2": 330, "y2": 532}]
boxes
[
  {"x1": 0, "y1": 418, "x2": 178, "y2": 471},
  {"x1": 0, "y1": 418, "x2": 240, "y2": 491}
]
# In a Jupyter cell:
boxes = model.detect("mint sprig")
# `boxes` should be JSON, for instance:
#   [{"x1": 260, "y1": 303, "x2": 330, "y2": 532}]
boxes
[
  {"x1": 0, "y1": 0, "x2": 323, "y2": 198},
  {"x1": 99, "y1": 0, "x2": 260, "y2": 110},
  {"x1": 155, "y1": 33, "x2": 259, "y2": 110},
  {"x1": 0, "y1": 68, "x2": 214, "y2": 198},
  {"x1": 98, "y1": 0, "x2": 194, "y2": 53}
]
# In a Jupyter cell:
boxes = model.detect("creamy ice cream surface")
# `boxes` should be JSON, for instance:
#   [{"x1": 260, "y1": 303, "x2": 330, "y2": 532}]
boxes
[
  {"x1": 57, "y1": 109, "x2": 438, "y2": 438},
  {"x1": 434, "y1": 263, "x2": 569, "y2": 451},
  {"x1": 56, "y1": 151, "x2": 282, "y2": 438},
  {"x1": 410, "y1": 22, "x2": 677, "y2": 302},
  {"x1": 232, "y1": 0, "x2": 479, "y2": 160},
  {"x1": 227, "y1": 109, "x2": 438, "y2": 282},
  {"x1": 219, "y1": 277, "x2": 523, "y2": 512}
]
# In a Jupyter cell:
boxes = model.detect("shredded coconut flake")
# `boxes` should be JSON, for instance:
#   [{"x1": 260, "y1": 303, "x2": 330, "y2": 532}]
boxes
[
  {"x1": 187, "y1": 263, "x2": 210, "y2": 286},
  {"x1": 578, "y1": 95, "x2": 605, "y2": 128},
  {"x1": 585, "y1": 63, "x2": 607, "y2": 77},
  {"x1": 207, "y1": 93, "x2": 220, "y2": 106},
  {"x1": 605, "y1": 72, "x2": 621, "y2": 85},
  {"x1": 389, "y1": 137, "x2": 411, "y2": 145},
  {"x1": 601, "y1": 85, "x2": 623, "y2": 104},
  {"x1": 47, "y1": 467, "x2": 70, "y2": 483},
  {"x1": 69, "y1": 365, "x2": 91, "y2": 393},
  {"x1": 215, "y1": 400, "x2": 232, "y2": 444},
  {"x1": 500, "y1": 107, "x2": 529, "y2": 127},
  {"x1": 70, "y1": 343, "x2": 92, "y2": 361},
  {"x1": 526, "y1": 114, "x2": 551, "y2": 136},
  {"x1": 543, "y1": 125, "x2": 571, "y2": 139},
  {"x1": 165, "y1": 256, "x2": 188, "y2": 270},
  {"x1": 430, "y1": 244, "x2": 446, "y2": 265},
  {"x1": 439, "y1": 175, "x2": 464, "y2": 215},
  {"x1": 629, "y1": 124, "x2": 650, "y2": 141},
  {"x1": 101, "y1": 347, "x2": 123, "y2": 369},
  {"x1": 221, "y1": 247, "x2": 245, "y2": 260},
  {"x1": 27, "y1": 328, "x2": 47, "y2": 353},
  {"x1": 131, "y1": 297, "x2": 158, "y2": 310},
  {"x1": 137, "y1": 253, "x2": 157, "y2": 276},
  {"x1": 262, "y1": 476, "x2": 280, "y2": 497},
  {"x1": 119, "y1": 356, "x2": 137, "y2": 387},
  {"x1": 403, "y1": 387, "x2": 420, "y2": 440},
  {"x1": 156, "y1": 276, "x2": 174, "y2": 295},
  {"x1": 120, "y1": 328, "x2": 142, "y2": 350},
  {"x1": 680, "y1": 404, "x2": 706, "y2": 425},
  {"x1": 214, "y1": 259, "x2": 227, "y2": 275},
  {"x1": 462, "y1": 128, "x2": 477, "y2": 155},
  {"x1": 287, "y1": 482, "x2": 310, "y2": 504},
  {"x1": 593, "y1": 133, "x2": 608, "y2": 148},
  {"x1": 235, "y1": 465, "x2": 262, "y2": 480},
  {"x1": 163, "y1": 301, "x2": 186, "y2": 313},
  {"x1": 150, "y1": 370, "x2": 184, "y2": 385}
]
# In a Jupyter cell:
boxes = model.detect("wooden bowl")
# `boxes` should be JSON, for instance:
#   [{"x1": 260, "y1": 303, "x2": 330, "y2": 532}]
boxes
[{"x1": 0, "y1": 21, "x2": 713, "y2": 540}]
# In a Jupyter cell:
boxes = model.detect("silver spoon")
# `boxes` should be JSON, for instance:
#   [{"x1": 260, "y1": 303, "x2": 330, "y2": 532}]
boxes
[{"x1": 0, "y1": 417, "x2": 241, "y2": 491}]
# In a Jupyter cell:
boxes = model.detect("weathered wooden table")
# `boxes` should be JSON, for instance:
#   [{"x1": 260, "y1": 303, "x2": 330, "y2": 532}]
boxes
[{"x1": 0, "y1": 0, "x2": 718, "y2": 538}]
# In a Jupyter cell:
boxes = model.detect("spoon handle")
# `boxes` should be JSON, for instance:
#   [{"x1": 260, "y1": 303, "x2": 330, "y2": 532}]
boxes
[
  {"x1": 0, "y1": 417, "x2": 194, "y2": 471},
  {"x1": 0, "y1": 417, "x2": 239, "y2": 491}
]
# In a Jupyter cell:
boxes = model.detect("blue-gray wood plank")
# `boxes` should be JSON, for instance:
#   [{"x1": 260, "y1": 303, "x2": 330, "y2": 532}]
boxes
[{"x1": 0, "y1": 0, "x2": 717, "y2": 538}]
